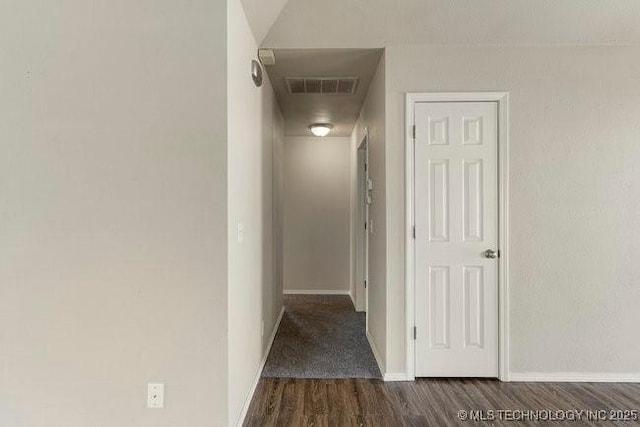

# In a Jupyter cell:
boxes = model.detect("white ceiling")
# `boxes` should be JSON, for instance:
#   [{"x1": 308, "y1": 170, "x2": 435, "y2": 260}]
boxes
[
  {"x1": 258, "y1": 0, "x2": 640, "y2": 48},
  {"x1": 264, "y1": 49, "x2": 383, "y2": 137}
]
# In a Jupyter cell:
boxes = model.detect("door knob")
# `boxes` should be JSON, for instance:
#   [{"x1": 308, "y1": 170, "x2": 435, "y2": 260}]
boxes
[{"x1": 484, "y1": 249, "x2": 498, "y2": 259}]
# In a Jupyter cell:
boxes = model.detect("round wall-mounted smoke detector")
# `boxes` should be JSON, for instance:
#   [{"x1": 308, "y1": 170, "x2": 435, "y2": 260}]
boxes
[{"x1": 251, "y1": 60, "x2": 263, "y2": 87}]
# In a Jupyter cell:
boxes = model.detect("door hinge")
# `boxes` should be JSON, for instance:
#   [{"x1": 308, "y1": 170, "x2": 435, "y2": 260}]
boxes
[
  {"x1": 364, "y1": 280, "x2": 367, "y2": 289},
  {"x1": 497, "y1": 250, "x2": 501, "y2": 258},
  {"x1": 412, "y1": 125, "x2": 416, "y2": 139},
  {"x1": 412, "y1": 225, "x2": 416, "y2": 239},
  {"x1": 413, "y1": 326, "x2": 417, "y2": 340},
  {"x1": 364, "y1": 163, "x2": 367, "y2": 172},
  {"x1": 364, "y1": 222, "x2": 367, "y2": 230}
]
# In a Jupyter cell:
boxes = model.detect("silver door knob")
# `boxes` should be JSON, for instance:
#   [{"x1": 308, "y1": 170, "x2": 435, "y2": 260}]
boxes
[{"x1": 484, "y1": 249, "x2": 498, "y2": 259}]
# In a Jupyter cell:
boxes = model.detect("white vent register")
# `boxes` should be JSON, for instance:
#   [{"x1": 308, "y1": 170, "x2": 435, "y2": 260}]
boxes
[{"x1": 285, "y1": 77, "x2": 358, "y2": 95}]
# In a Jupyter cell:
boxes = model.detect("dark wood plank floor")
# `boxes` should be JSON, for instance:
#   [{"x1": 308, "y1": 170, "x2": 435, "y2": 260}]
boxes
[{"x1": 244, "y1": 378, "x2": 640, "y2": 426}]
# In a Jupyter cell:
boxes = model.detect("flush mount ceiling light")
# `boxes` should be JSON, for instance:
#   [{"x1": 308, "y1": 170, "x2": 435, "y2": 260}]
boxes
[{"x1": 309, "y1": 123, "x2": 333, "y2": 137}]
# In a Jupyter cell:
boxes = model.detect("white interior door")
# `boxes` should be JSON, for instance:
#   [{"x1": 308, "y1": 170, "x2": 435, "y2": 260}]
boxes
[{"x1": 415, "y1": 101, "x2": 499, "y2": 377}]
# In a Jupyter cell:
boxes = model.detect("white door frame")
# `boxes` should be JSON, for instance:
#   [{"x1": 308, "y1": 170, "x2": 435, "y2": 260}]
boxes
[
  {"x1": 405, "y1": 92, "x2": 510, "y2": 381},
  {"x1": 356, "y1": 131, "x2": 370, "y2": 321}
]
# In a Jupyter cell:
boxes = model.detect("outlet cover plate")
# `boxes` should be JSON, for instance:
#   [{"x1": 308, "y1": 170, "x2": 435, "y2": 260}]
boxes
[{"x1": 147, "y1": 383, "x2": 164, "y2": 408}]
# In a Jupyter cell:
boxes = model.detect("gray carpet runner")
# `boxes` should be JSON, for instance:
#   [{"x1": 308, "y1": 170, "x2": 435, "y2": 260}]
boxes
[{"x1": 262, "y1": 294, "x2": 382, "y2": 379}]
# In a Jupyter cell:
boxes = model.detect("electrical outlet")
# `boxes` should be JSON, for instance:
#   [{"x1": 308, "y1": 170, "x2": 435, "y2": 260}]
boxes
[{"x1": 147, "y1": 383, "x2": 164, "y2": 409}]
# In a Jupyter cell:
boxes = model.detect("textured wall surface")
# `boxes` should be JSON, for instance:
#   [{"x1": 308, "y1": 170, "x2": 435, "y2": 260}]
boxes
[
  {"x1": 0, "y1": 1, "x2": 229, "y2": 425},
  {"x1": 350, "y1": 57, "x2": 387, "y2": 369},
  {"x1": 385, "y1": 45, "x2": 640, "y2": 374},
  {"x1": 227, "y1": 0, "x2": 284, "y2": 424},
  {"x1": 283, "y1": 137, "x2": 351, "y2": 292}
]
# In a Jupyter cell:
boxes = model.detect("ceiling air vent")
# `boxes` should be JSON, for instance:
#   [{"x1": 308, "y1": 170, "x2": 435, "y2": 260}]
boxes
[{"x1": 285, "y1": 77, "x2": 358, "y2": 95}]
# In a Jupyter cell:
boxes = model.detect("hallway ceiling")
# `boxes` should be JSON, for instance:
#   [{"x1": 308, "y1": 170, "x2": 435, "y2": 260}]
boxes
[
  {"x1": 264, "y1": 49, "x2": 383, "y2": 137},
  {"x1": 245, "y1": 0, "x2": 640, "y2": 47}
]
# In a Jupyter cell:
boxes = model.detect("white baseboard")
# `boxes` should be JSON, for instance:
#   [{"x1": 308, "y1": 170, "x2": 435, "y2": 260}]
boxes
[
  {"x1": 235, "y1": 306, "x2": 285, "y2": 427},
  {"x1": 509, "y1": 372, "x2": 640, "y2": 383},
  {"x1": 284, "y1": 289, "x2": 350, "y2": 295},
  {"x1": 384, "y1": 372, "x2": 412, "y2": 381},
  {"x1": 365, "y1": 331, "x2": 411, "y2": 381},
  {"x1": 366, "y1": 331, "x2": 386, "y2": 379}
]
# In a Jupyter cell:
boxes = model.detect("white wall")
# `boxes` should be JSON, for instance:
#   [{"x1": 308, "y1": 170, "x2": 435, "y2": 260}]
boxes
[
  {"x1": 350, "y1": 56, "x2": 387, "y2": 367},
  {"x1": 385, "y1": 45, "x2": 640, "y2": 375},
  {"x1": 0, "y1": 1, "x2": 228, "y2": 426},
  {"x1": 227, "y1": 0, "x2": 284, "y2": 424},
  {"x1": 283, "y1": 136, "x2": 351, "y2": 293},
  {"x1": 271, "y1": 102, "x2": 286, "y2": 335}
]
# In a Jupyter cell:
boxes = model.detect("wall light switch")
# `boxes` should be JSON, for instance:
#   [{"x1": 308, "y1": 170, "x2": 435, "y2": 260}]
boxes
[
  {"x1": 237, "y1": 223, "x2": 244, "y2": 244},
  {"x1": 147, "y1": 383, "x2": 164, "y2": 409}
]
